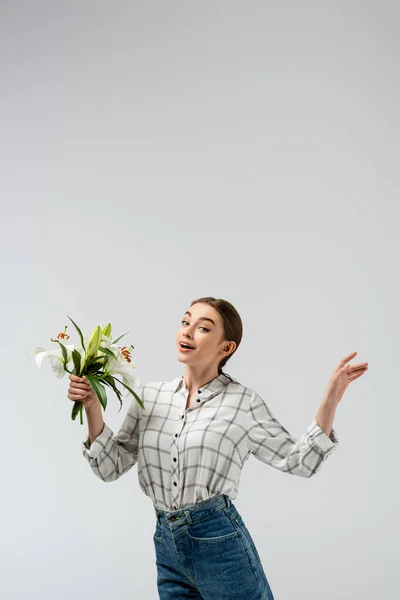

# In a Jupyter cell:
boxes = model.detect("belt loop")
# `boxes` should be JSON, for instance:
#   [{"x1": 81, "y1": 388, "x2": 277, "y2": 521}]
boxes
[
  {"x1": 184, "y1": 509, "x2": 192, "y2": 524},
  {"x1": 156, "y1": 511, "x2": 161, "y2": 524},
  {"x1": 224, "y1": 495, "x2": 231, "y2": 508}
]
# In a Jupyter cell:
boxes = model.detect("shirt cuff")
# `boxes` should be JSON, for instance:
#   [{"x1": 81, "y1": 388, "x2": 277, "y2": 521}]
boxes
[
  {"x1": 81, "y1": 422, "x2": 114, "y2": 460},
  {"x1": 307, "y1": 418, "x2": 339, "y2": 455}
]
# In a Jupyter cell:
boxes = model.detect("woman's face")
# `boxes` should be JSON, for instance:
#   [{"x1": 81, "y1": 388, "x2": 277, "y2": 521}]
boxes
[{"x1": 176, "y1": 302, "x2": 233, "y2": 370}]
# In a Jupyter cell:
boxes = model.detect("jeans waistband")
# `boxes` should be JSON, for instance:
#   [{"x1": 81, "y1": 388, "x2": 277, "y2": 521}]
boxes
[{"x1": 154, "y1": 494, "x2": 231, "y2": 527}]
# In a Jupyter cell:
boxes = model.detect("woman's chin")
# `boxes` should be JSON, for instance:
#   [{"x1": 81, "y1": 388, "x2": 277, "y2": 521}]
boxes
[{"x1": 177, "y1": 352, "x2": 194, "y2": 363}]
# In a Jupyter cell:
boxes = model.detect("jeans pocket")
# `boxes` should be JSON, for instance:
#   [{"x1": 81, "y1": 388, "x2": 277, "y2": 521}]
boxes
[
  {"x1": 154, "y1": 520, "x2": 164, "y2": 541},
  {"x1": 235, "y1": 514, "x2": 262, "y2": 563},
  {"x1": 186, "y1": 510, "x2": 239, "y2": 543}
]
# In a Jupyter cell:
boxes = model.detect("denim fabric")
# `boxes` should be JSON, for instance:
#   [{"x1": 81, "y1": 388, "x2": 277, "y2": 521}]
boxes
[{"x1": 153, "y1": 494, "x2": 275, "y2": 599}]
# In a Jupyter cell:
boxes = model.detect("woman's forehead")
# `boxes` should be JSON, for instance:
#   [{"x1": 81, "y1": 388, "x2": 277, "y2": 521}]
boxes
[{"x1": 184, "y1": 306, "x2": 219, "y2": 325}]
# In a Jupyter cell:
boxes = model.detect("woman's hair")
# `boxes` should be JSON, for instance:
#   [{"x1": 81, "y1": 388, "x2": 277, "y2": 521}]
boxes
[{"x1": 189, "y1": 296, "x2": 243, "y2": 379}]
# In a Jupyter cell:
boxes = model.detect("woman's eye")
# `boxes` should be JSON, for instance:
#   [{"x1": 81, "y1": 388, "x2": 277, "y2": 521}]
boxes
[{"x1": 181, "y1": 320, "x2": 209, "y2": 332}]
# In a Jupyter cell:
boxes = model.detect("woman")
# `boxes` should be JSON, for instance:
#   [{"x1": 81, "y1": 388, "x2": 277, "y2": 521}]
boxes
[{"x1": 69, "y1": 296, "x2": 368, "y2": 599}]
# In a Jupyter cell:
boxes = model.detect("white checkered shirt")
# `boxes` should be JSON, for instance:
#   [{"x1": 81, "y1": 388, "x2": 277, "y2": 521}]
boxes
[{"x1": 81, "y1": 372, "x2": 339, "y2": 511}]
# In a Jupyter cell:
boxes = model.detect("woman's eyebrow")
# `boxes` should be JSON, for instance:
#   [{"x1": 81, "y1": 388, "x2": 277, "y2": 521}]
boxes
[{"x1": 183, "y1": 311, "x2": 216, "y2": 326}]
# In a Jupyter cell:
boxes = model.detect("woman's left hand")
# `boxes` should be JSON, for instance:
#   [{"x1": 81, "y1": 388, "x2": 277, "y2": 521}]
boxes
[{"x1": 323, "y1": 351, "x2": 369, "y2": 405}]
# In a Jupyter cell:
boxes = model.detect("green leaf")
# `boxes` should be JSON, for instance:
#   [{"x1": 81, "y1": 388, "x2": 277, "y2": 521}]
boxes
[
  {"x1": 86, "y1": 357, "x2": 104, "y2": 367},
  {"x1": 112, "y1": 332, "x2": 129, "y2": 345},
  {"x1": 98, "y1": 347, "x2": 117, "y2": 359},
  {"x1": 67, "y1": 315, "x2": 86, "y2": 354},
  {"x1": 110, "y1": 376, "x2": 145, "y2": 410},
  {"x1": 55, "y1": 339, "x2": 68, "y2": 363},
  {"x1": 100, "y1": 378, "x2": 112, "y2": 388},
  {"x1": 52, "y1": 340, "x2": 73, "y2": 374},
  {"x1": 85, "y1": 359, "x2": 105, "y2": 374},
  {"x1": 85, "y1": 374, "x2": 107, "y2": 411},
  {"x1": 71, "y1": 400, "x2": 82, "y2": 420},
  {"x1": 102, "y1": 375, "x2": 123, "y2": 412},
  {"x1": 71, "y1": 349, "x2": 81, "y2": 376}
]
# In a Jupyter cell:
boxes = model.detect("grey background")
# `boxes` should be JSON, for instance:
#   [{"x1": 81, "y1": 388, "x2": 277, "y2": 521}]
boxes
[{"x1": 1, "y1": 1, "x2": 399, "y2": 598}]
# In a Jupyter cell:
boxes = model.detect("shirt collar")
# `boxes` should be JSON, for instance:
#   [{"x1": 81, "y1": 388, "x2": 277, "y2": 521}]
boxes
[{"x1": 172, "y1": 372, "x2": 236, "y2": 398}]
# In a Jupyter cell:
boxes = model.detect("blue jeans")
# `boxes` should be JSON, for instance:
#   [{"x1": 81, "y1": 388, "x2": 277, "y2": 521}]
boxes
[{"x1": 153, "y1": 494, "x2": 275, "y2": 599}]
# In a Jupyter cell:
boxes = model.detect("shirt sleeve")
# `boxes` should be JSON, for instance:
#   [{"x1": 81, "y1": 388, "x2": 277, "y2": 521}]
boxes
[
  {"x1": 81, "y1": 388, "x2": 143, "y2": 482},
  {"x1": 247, "y1": 391, "x2": 339, "y2": 478}
]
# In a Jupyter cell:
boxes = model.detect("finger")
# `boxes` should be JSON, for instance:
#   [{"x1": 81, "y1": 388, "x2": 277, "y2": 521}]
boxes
[
  {"x1": 349, "y1": 372, "x2": 365, "y2": 382},
  {"x1": 351, "y1": 367, "x2": 368, "y2": 376},
  {"x1": 348, "y1": 364, "x2": 369, "y2": 372},
  {"x1": 68, "y1": 392, "x2": 88, "y2": 400},
  {"x1": 69, "y1": 388, "x2": 91, "y2": 399},
  {"x1": 69, "y1": 373, "x2": 85, "y2": 382},
  {"x1": 340, "y1": 352, "x2": 357, "y2": 366},
  {"x1": 71, "y1": 382, "x2": 90, "y2": 390}
]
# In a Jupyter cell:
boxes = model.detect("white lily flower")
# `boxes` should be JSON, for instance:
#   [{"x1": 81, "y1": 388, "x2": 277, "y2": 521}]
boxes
[
  {"x1": 29, "y1": 344, "x2": 75, "y2": 378},
  {"x1": 101, "y1": 335, "x2": 140, "y2": 393},
  {"x1": 29, "y1": 325, "x2": 75, "y2": 378}
]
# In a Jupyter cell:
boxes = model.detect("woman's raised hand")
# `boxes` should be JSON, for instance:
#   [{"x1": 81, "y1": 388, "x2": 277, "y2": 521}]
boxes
[
  {"x1": 67, "y1": 373, "x2": 99, "y2": 408},
  {"x1": 323, "y1": 351, "x2": 369, "y2": 405}
]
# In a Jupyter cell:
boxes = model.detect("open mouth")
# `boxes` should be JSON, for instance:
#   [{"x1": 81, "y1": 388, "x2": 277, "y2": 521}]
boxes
[{"x1": 179, "y1": 342, "x2": 195, "y2": 351}]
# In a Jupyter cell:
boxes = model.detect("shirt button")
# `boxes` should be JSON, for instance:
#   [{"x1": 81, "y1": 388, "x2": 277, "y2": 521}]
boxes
[
  {"x1": 174, "y1": 482, "x2": 177, "y2": 486},
  {"x1": 181, "y1": 415, "x2": 184, "y2": 419},
  {"x1": 197, "y1": 390, "x2": 202, "y2": 393},
  {"x1": 196, "y1": 398, "x2": 200, "y2": 402},
  {"x1": 175, "y1": 434, "x2": 178, "y2": 438},
  {"x1": 173, "y1": 458, "x2": 177, "y2": 462}
]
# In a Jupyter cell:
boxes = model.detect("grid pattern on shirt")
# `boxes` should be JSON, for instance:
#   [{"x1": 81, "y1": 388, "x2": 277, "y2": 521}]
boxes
[{"x1": 81, "y1": 373, "x2": 339, "y2": 511}]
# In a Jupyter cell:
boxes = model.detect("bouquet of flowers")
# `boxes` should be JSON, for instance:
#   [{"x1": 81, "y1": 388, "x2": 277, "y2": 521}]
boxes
[{"x1": 29, "y1": 316, "x2": 144, "y2": 424}]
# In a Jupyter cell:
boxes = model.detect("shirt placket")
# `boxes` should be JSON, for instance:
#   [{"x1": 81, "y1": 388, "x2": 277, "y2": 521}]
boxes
[{"x1": 170, "y1": 386, "x2": 205, "y2": 509}]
